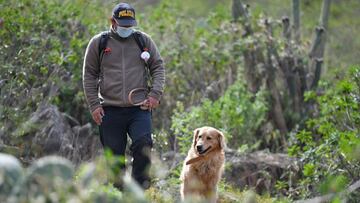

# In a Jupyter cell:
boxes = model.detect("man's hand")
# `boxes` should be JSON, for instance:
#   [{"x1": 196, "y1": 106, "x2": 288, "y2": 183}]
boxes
[
  {"x1": 92, "y1": 107, "x2": 105, "y2": 125},
  {"x1": 142, "y1": 96, "x2": 159, "y2": 110},
  {"x1": 148, "y1": 96, "x2": 159, "y2": 109}
]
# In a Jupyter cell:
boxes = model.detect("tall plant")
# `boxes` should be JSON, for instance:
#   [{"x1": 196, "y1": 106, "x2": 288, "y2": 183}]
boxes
[
  {"x1": 288, "y1": 66, "x2": 360, "y2": 200},
  {"x1": 231, "y1": 0, "x2": 332, "y2": 146}
]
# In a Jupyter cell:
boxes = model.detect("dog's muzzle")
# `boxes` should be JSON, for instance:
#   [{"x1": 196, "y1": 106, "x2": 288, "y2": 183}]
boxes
[{"x1": 197, "y1": 145, "x2": 212, "y2": 155}]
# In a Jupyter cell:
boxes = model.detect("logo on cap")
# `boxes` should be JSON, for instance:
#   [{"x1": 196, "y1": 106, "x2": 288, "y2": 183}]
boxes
[
  {"x1": 112, "y1": 3, "x2": 137, "y2": 26},
  {"x1": 119, "y1": 10, "x2": 134, "y2": 18}
]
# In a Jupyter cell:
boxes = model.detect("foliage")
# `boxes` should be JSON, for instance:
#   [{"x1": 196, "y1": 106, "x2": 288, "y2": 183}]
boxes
[
  {"x1": 0, "y1": 0, "x2": 252, "y2": 150},
  {"x1": 171, "y1": 80, "x2": 268, "y2": 153},
  {"x1": 137, "y1": 0, "x2": 247, "y2": 132},
  {"x1": 1, "y1": 0, "x2": 360, "y2": 201},
  {"x1": 0, "y1": 0, "x2": 109, "y2": 137},
  {"x1": 288, "y1": 66, "x2": 360, "y2": 200},
  {"x1": 1, "y1": 152, "x2": 288, "y2": 202},
  {"x1": 0, "y1": 153, "x2": 24, "y2": 202},
  {"x1": 232, "y1": 0, "x2": 360, "y2": 70},
  {"x1": 152, "y1": 130, "x2": 171, "y2": 153},
  {"x1": 1, "y1": 0, "x2": 360, "y2": 151},
  {"x1": 0, "y1": 152, "x2": 150, "y2": 203}
]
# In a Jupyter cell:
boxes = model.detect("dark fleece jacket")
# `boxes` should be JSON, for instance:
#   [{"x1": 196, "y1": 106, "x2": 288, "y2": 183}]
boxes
[{"x1": 83, "y1": 29, "x2": 165, "y2": 112}]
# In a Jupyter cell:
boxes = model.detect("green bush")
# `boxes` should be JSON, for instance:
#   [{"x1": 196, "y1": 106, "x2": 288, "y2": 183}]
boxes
[
  {"x1": 0, "y1": 152, "x2": 151, "y2": 203},
  {"x1": 288, "y1": 66, "x2": 360, "y2": 200},
  {"x1": 136, "y1": 0, "x2": 248, "y2": 132},
  {"x1": 0, "y1": 0, "x2": 109, "y2": 135},
  {"x1": 0, "y1": 0, "x2": 246, "y2": 139},
  {"x1": 171, "y1": 80, "x2": 268, "y2": 153}
]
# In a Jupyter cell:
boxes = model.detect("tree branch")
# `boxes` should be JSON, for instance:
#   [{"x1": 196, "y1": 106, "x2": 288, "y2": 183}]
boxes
[
  {"x1": 232, "y1": 0, "x2": 253, "y2": 36},
  {"x1": 310, "y1": 58, "x2": 323, "y2": 89},
  {"x1": 264, "y1": 19, "x2": 289, "y2": 139},
  {"x1": 307, "y1": 0, "x2": 331, "y2": 92},
  {"x1": 292, "y1": 0, "x2": 301, "y2": 44},
  {"x1": 282, "y1": 16, "x2": 292, "y2": 54},
  {"x1": 309, "y1": 26, "x2": 325, "y2": 58}
]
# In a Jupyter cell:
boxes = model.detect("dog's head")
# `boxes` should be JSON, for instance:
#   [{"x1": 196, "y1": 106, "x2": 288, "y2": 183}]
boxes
[{"x1": 192, "y1": 126, "x2": 225, "y2": 155}]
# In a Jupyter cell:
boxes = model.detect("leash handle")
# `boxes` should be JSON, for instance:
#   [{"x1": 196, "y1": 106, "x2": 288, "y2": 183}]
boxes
[
  {"x1": 128, "y1": 88, "x2": 149, "y2": 110},
  {"x1": 128, "y1": 88, "x2": 147, "y2": 105}
]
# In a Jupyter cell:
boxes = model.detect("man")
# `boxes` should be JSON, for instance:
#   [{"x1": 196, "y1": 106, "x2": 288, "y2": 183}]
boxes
[{"x1": 82, "y1": 2, "x2": 165, "y2": 189}]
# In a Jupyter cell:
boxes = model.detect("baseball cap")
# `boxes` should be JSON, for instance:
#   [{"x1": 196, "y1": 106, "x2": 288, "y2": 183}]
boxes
[{"x1": 112, "y1": 3, "x2": 137, "y2": 27}]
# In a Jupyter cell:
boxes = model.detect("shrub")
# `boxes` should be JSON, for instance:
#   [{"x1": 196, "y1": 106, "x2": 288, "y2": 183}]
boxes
[
  {"x1": 0, "y1": 0, "x2": 109, "y2": 136},
  {"x1": 288, "y1": 66, "x2": 360, "y2": 200},
  {"x1": 171, "y1": 80, "x2": 268, "y2": 153}
]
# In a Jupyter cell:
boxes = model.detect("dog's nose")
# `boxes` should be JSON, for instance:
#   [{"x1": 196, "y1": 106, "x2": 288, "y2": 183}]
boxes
[{"x1": 196, "y1": 145, "x2": 203, "y2": 152}]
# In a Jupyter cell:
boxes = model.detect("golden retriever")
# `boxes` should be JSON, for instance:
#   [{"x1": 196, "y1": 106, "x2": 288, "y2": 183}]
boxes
[{"x1": 180, "y1": 126, "x2": 225, "y2": 203}]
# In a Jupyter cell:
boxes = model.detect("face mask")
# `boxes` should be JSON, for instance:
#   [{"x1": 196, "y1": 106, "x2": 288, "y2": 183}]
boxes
[{"x1": 116, "y1": 26, "x2": 134, "y2": 38}]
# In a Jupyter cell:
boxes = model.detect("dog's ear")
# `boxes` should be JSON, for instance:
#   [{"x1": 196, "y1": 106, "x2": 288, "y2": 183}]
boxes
[
  {"x1": 217, "y1": 131, "x2": 226, "y2": 150},
  {"x1": 192, "y1": 128, "x2": 200, "y2": 149}
]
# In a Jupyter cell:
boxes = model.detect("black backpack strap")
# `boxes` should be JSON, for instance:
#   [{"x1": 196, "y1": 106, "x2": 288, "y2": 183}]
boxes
[
  {"x1": 132, "y1": 31, "x2": 152, "y2": 89},
  {"x1": 132, "y1": 31, "x2": 148, "y2": 52},
  {"x1": 98, "y1": 31, "x2": 110, "y2": 61}
]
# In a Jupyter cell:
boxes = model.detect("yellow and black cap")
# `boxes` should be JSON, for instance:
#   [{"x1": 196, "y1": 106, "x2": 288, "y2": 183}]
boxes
[{"x1": 112, "y1": 3, "x2": 137, "y2": 27}]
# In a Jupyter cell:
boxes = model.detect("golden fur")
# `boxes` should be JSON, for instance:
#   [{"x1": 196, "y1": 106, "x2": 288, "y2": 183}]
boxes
[{"x1": 180, "y1": 126, "x2": 226, "y2": 203}]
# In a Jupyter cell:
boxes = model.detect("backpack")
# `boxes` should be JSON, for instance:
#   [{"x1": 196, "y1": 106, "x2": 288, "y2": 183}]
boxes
[
  {"x1": 98, "y1": 31, "x2": 148, "y2": 57},
  {"x1": 98, "y1": 31, "x2": 152, "y2": 88}
]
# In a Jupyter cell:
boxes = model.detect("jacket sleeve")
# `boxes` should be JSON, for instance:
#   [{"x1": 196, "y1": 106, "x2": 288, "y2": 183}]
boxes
[
  {"x1": 82, "y1": 35, "x2": 101, "y2": 113},
  {"x1": 145, "y1": 35, "x2": 165, "y2": 101}
]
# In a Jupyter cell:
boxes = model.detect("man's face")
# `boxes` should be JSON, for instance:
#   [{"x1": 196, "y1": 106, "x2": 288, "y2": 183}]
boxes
[{"x1": 111, "y1": 18, "x2": 132, "y2": 28}]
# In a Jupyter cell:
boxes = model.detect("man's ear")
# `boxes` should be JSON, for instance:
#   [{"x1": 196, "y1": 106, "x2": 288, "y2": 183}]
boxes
[
  {"x1": 192, "y1": 128, "x2": 200, "y2": 149},
  {"x1": 217, "y1": 131, "x2": 226, "y2": 150},
  {"x1": 110, "y1": 17, "x2": 116, "y2": 28}
]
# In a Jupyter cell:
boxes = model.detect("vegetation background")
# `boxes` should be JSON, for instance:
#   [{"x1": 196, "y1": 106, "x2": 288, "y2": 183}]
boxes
[{"x1": 0, "y1": 0, "x2": 359, "y2": 202}]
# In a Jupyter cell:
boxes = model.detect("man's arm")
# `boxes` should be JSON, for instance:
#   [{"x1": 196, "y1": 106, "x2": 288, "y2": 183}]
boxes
[
  {"x1": 145, "y1": 35, "x2": 165, "y2": 102},
  {"x1": 82, "y1": 36, "x2": 102, "y2": 113}
]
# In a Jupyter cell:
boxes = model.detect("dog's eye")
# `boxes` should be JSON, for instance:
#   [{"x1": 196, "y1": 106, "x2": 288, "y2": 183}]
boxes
[
  {"x1": 206, "y1": 137, "x2": 211, "y2": 140},
  {"x1": 198, "y1": 135, "x2": 202, "y2": 138}
]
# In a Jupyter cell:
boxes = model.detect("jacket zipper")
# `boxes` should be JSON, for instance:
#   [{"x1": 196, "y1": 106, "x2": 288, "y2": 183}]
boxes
[{"x1": 122, "y1": 45, "x2": 126, "y2": 103}]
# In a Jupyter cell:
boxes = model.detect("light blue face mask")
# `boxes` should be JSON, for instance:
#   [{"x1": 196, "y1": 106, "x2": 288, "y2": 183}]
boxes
[{"x1": 116, "y1": 26, "x2": 134, "y2": 38}]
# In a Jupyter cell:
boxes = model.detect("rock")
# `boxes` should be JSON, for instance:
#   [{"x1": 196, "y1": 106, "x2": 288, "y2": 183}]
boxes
[
  {"x1": 72, "y1": 123, "x2": 102, "y2": 163},
  {"x1": 224, "y1": 150, "x2": 298, "y2": 194},
  {"x1": 17, "y1": 104, "x2": 74, "y2": 157},
  {"x1": 16, "y1": 104, "x2": 101, "y2": 164}
]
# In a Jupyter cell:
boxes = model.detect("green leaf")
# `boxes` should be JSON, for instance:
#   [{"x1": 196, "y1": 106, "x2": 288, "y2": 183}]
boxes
[{"x1": 303, "y1": 163, "x2": 316, "y2": 177}]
